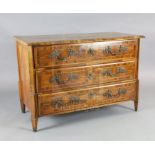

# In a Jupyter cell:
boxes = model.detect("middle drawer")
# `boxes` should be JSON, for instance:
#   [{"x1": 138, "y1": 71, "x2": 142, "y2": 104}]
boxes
[{"x1": 36, "y1": 61, "x2": 136, "y2": 93}]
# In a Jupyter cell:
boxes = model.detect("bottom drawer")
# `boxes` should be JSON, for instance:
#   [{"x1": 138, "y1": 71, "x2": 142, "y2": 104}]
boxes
[{"x1": 38, "y1": 81, "x2": 136, "y2": 116}]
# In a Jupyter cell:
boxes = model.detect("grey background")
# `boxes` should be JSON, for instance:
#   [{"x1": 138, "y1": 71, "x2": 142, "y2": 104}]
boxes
[{"x1": 0, "y1": 14, "x2": 154, "y2": 140}]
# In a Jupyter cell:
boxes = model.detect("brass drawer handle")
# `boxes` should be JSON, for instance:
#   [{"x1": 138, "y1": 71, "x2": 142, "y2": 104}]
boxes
[
  {"x1": 87, "y1": 48, "x2": 95, "y2": 56},
  {"x1": 87, "y1": 73, "x2": 93, "y2": 80},
  {"x1": 49, "y1": 48, "x2": 77, "y2": 61},
  {"x1": 103, "y1": 45, "x2": 128, "y2": 55},
  {"x1": 116, "y1": 67, "x2": 126, "y2": 73},
  {"x1": 67, "y1": 48, "x2": 76, "y2": 57},
  {"x1": 102, "y1": 67, "x2": 126, "y2": 77},
  {"x1": 49, "y1": 73, "x2": 79, "y2": 84},
  {"x1": 102, "y1": 70, "x2": 114, "y2": 77},
  {"x1": 103, "y1": 88, "x2": 127, "y2": 98},
  {"x1": 51, "y1": 97, "x2": 64, "y2": 109},
  {"x1": 48, "y1": 49, "x2": 67, "y2": 61},
  {"x1": 49, "y1": 74, "x2": 64, "y2": 84},
  {"x1": 69, "y1": 96, "x2": 80, "y2": 104},
  {"x1": 104, "y1": 46, "x2": 112, "y2": 55},
  {"x1": 68, "y1": 73, "x2": 79, "y2": 81},
  {"x1": 88, "y1": 91, "x2": 95, "y2": 98},
  {"x1": 51, "y1": 96, "x2": 81, "y2": 109},
  {"x1": 119, "y1": 45, "x2": 128, "y2": 53},
  {"x1": 51, "y1": 88, "x2": 127, "y2": 109},
  {"x1": 48, "y1": 46, "x2": 128, "y2": 60},
  {"x1": 48, "y1": 49, "x2": 60, "y2": 58}
]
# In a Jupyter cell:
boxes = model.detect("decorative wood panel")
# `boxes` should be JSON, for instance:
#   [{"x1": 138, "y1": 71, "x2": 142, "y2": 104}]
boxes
[
  {"x1": 34, "y1": 40, "x2": 137, "y2": 68},
  {"x1": 96, "y1": 61, "x2": 136, "y2": 85},
  {"x1": 36, "y1": 61, "x2": 136, "y2": 93},
  {"x1": 38, "y1": 81, "x2": 136, "y2": 116}
]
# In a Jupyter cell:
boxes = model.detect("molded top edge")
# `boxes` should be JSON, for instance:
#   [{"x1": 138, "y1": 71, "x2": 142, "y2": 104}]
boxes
[{"x1": 15, "y1": 32, "x2": 145, "y2": 46}]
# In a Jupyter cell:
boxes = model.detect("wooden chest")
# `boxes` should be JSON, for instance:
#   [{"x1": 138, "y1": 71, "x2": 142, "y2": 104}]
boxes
[{"x1": 15, "y1": 32, "x2": 144, "y2": 131}]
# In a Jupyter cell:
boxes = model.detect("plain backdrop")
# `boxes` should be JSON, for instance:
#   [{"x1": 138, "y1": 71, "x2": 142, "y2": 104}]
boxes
[{"x1": 0, "y1": 13, "x2": 155, "y2": 140}]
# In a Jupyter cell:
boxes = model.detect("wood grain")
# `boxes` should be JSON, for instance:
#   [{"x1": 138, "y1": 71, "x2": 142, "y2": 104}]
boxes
[
  {"x1": 38, "y1": 81, "x2": 136, "y2": 116},
  {"x1": 16, "y1": 41, "x2": 38, "y2": 131},
  {"x1": 34, "y1": 40, "x2": 138, "y2": 68},
  {"x1": 15, "y1": 32, "x2": 144, "y2": 46},
  {"x1": 15, "y1": 32, "x2": 144, "y2": 131},
  {"x1": 36, "y1": 61, "x2": 136, "y2": 93}
]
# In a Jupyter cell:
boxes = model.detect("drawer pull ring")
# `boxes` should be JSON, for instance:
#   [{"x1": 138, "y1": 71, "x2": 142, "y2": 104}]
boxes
[{"x1": 103, "y1": 88, "x2": 127, "y2": 98}]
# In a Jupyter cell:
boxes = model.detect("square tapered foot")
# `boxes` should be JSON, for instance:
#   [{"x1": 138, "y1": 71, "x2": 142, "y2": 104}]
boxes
[
  {"x1": 20, "y1": 102, "x2": 26, "y2": 113},
  {"x1": 134, "y1": 101, "x2": 138, "y2": 112},
  {"x1": 33, "y1": 128, "x2": 37, "y2": 132},
  {"x1": 31, "y1": 117, "x2": 38, "y2": 132}
]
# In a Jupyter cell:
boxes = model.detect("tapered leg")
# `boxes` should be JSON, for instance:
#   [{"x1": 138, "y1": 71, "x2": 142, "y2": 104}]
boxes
[
  {"x1": 31, "y1": 116, "x2": 38, "y2": 132},
  {"x1": 18, "y1": 81, "x2": 25, "y2": 113},
  {"x1": 20, "y1": 101, "x2": 26, "y2": 113},
  {"x1": 30, "y1": 94, "x2": 38, "y2": 132},
  {"x1": 134, "y1": 80, "x2": 139, "y2": 111}
]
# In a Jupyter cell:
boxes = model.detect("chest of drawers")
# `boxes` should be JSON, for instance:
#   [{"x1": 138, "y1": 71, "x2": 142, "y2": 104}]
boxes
[{"x1": 15, "y1": 32, "x2": 144, "y2": 131}]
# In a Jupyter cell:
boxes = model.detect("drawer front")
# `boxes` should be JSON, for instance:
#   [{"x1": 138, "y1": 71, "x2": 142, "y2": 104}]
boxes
[
  {"x1": 36, "y1": 61, "x2": 136, "y2": 93},
  {"x1": 34, "y1": 40, "x2": 138, "y2": 68},
  {"x1": 38, "y1": 81, "x2": 136, "y2": 116}
]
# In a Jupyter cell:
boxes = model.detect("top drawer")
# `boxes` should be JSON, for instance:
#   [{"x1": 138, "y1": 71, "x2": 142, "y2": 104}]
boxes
[{"x1": 34, "y1": 40, "x2": 138, "y2": 68}]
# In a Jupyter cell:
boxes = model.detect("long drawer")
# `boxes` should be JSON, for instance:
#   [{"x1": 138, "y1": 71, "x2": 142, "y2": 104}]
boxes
[
  {"x1": 36, "y1": 61, "x2": 136, "y2": 93},
  {"x1": 34, "y1": 40, "x2": 138, "y2": 68},
  {"x1": 38, "y1": 81, "x2": 136, "y2": 116}
]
